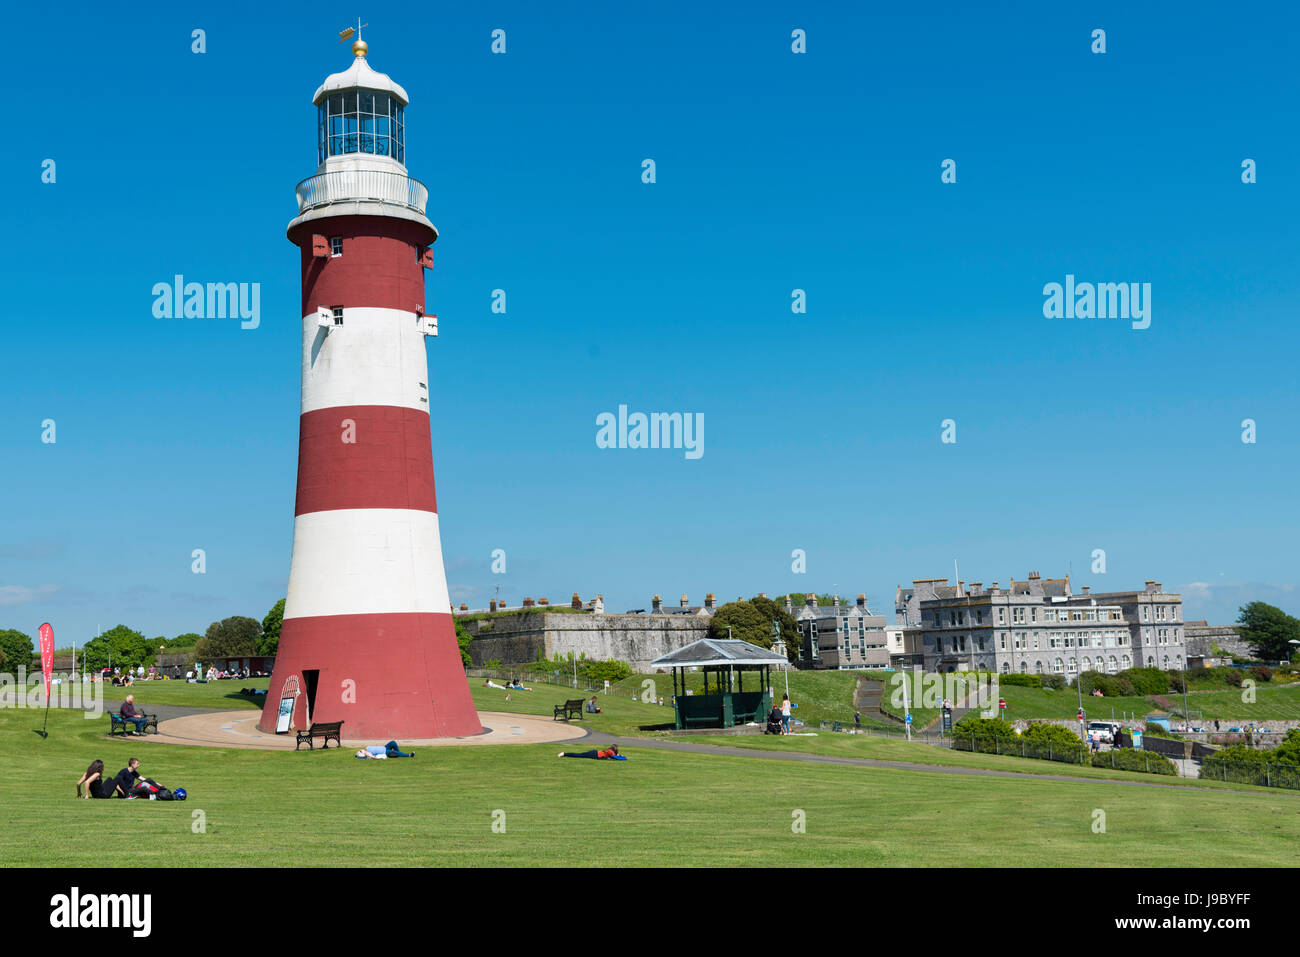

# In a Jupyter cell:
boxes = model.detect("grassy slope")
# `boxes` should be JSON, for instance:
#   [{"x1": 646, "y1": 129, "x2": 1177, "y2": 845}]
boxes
[{"x1": 6, "y1": 708, "x2": 1300, "y2": 867}]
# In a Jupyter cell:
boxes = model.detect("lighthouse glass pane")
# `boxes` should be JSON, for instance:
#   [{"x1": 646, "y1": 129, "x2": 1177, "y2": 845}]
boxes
[{"x1": 343, "y1": 115, "x2": 358, "y2": 153}]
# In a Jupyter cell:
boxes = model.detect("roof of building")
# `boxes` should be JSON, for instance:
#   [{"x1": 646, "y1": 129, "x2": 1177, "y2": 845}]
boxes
[
  {"x1": 313, "y1": 49, "x2": 410, "y2": 106},
  {"x1": 650, "y1": 638, "x2": 788, "y2": 669}
]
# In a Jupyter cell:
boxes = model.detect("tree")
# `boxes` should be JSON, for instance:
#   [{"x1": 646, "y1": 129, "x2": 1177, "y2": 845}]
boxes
[
  {"x1": 259, "y1": 599, "x2": 286, "y2": 656},
  {"x1": 196, "y1": 616, "x2": 262, "y2": 660},
  {"x1": 1236, "y1": 602, "x2": 1300, "y2": 661},
  {"x1": 162, "y1": 633, "x2": 202, "y2": 650},
  {"x1": 455, "y1": 616, "x2": 473, "y2": 667},
  {"x1": 80, "y1": 625, "x2": 151, "y2": 672},
  {"x1": 707, "y1": 601, "x2": 772, "y2": 647},
  {"x1": 0, "y1": 629, "x2": 34, "y2": 672},
  {"x1": 750, "y1": 595, "x2": 800, "y2": 664}
]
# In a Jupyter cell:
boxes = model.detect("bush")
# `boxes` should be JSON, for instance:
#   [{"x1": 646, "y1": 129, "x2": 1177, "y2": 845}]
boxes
[
  {"x1": 951, "y1": 717, "x2": 1088, "y2": 764},
  {"x1": 1250, "y1": 665, "x2": 1274, "y2": 683},
  {"x1": 1122, "y1": 667, "x2": 1171, "y2": 695},
  {"x1": 1092, "y1": 749, "x2": 1176, "y2": 775},
  {"x1": 1167, "y1": 670, "x2": 1186, "y2": 693},
  {"x1": 1040, "y1": 674, "x2": 1066, "y2": 691},
  {"x1": 1223, "y1": 668, "x2": 1244, "y2": 687},
  {"x1": 581, "y1": 658, "x2": 634, "y2": 683},
  {"x1": 1079, "y1": 670, "x2": 1136, "y2": 697},
  {"x1": 998, "y1": 673, "x2": 1041, "y2": 688}
]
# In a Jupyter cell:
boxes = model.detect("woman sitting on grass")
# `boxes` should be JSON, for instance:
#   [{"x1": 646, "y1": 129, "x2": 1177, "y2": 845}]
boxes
[{"x1": 76, "y1": 759, "x2": 125, "y2": 799}]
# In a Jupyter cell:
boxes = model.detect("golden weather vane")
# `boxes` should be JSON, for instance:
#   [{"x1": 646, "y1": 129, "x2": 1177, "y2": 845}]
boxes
[{"x1": 339, "y1": 17, "x2": 368, "y2": 43}]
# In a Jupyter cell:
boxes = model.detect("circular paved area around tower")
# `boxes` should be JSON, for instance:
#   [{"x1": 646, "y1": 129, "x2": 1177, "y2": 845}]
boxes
[{"x1": 135, "y1": 710, "x2": 590, "y2": 751}]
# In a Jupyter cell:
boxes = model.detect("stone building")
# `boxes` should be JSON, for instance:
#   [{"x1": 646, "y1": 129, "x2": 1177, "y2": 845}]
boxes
[
  {"x1": 1184, "y1": 621, "x2": 1253, "y2": 660},
  {"x1": 793, "y1": 593, "x2": 888, "y2": 670},
  {"x1": 457, "y1": 592, "x2": 718, "y2": 671},
  {"x1": 894, "y1": 573, "x2": 1186, "y2": 677}
]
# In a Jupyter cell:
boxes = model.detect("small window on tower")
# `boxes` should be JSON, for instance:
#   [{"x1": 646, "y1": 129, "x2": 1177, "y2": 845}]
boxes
[
  {"x1": 332, "y1": 306, "x2": 344, "y2": 326},
  {"x1": 330, "y1": 237, "x2": 343, "y2": 257}
]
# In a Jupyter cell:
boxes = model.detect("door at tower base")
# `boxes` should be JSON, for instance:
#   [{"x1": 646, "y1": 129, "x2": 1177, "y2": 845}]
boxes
[{"x1": 257, "y1": 612, "x2": 483, "y2": 739}]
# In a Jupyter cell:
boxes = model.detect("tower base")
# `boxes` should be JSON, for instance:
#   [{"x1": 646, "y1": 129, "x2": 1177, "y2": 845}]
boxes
[{"x1": 257, "y1": 612, "x2": 482, "y2": 739}]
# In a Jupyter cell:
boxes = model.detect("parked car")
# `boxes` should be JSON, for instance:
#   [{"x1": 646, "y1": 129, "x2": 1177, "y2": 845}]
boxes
[{"x1": 1087, "y1": 721, "x2": 1121, "y2": 744}]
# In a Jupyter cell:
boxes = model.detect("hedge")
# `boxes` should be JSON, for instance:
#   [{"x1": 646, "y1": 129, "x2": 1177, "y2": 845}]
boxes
[{"x1": 1092, "y1": 749, "x2": 1177, "y2": 775}]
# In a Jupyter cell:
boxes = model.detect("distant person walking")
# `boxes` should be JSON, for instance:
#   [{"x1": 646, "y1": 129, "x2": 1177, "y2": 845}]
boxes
[{"x1": 781, "y1": 694, "x2": 792, "y2": 734}]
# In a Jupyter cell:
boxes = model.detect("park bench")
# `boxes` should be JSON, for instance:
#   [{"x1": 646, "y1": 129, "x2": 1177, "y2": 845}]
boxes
[
  {"x1": 109, "y1": 712, "x2": 158, "y2": 736},
  {"x1": 296, "y1": 720, "x2": 344, "y2": 750},
  {"x1": 554, "y1": 699, "x2": 585, "y2": 721}
]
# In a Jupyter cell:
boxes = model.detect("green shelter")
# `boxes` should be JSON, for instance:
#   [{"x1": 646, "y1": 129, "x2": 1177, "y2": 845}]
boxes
[{"x1": 651, "y1": 638, "x2": 789, "y2": 730}]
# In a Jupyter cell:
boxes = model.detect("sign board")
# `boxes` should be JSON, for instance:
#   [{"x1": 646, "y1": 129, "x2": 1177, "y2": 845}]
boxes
[
  {"x1": 942, "y1": 710, "x2": 953, "y2": 732},
  {"x1": 905, "y1": 713, "x2": 913, "y2": 725},
  {"x1": 998, "y1": 698, "x2": 1006, "y2": 709},
  {"x1": 276, "y1": 697, "x2": 294, "y2": 734}
]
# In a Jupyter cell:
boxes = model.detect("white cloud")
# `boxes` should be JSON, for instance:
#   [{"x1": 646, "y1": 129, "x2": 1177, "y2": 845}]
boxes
[{"x1": 0, "y1": 584, "x2": 60, "y2": 607}]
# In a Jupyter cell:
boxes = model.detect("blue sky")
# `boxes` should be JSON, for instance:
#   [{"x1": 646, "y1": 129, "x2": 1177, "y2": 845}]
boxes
[{"x1": 2, "y1": 1, "x2": 1297, "y2": 649}]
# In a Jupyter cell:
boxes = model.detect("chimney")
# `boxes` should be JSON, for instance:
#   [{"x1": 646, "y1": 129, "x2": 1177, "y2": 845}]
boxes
[
  {"x1": 522, "y1": 597, "x2": 535, "y2": 608},
  {"x1": 459, "y1": 603, "x2": 468, "y2": 611},
  {"x1": 757, "y1": 592, "x2": 767, "y2": 599},
  {"x1": 1145, "y1": 580, "x2": 1159, "y2": 593},
  {"x1": 538, "y1": 597, "x2": 549, "y2": 605},
  {"x1": 806, "y1": 593, "x2": 817, "y2": 608},
  {"x1": 1081, "y1": 586, "x2": 1090, "y2": 596},
  {"x1": 489, "y1": 599, "x2": 498, "y2": 613},
  {"x1": 681, "y1": 594, "x2": 689, "y2": 608},
  {"x1": 1028, "y1": 571, "x2": 1040, "y2": 580},
  {"x1": 571, "y1": 593, "x2": 582, "y2": 609},
  {"x1": 784, "y1": 595, "x2": 793, "y2": 612},
  {"x1": 588, "y1": 595, "x2": 604, "y2": 614},
  {"x1": 857, "y1": 593, "x2": 866, "y2": 608},
  {"x1": 705, "y1": 593, "x2": 715, "y2": 610},
  {"x1": 832, "y1": 595, "x2": 840, "y2": 607},
  {"x1": 652, "y1": 594, "x2": 662, "y2": 613},
  {"x1": 970, "y1": 582, "x2": 982, "y2": 595}
]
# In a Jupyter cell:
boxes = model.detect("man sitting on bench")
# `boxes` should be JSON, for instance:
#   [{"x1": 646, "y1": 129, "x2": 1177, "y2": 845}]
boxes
[{"x1": 119, "y1": 696, "x2": 149, "y2": 734}]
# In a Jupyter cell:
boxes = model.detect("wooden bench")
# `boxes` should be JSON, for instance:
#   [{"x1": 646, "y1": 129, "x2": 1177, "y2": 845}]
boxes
[
  {"x1": 554, "y1": 699, "x2": 585, "y2": 721},
  {"x1": 296, "y1": 720, "x2": 344, "y2": 750},
  {"x1": 109, "y1": 712, "x2": 158, "y2": 736}
]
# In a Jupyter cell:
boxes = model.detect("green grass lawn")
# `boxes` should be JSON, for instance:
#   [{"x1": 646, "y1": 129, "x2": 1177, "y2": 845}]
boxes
[
  {"x1": 93, "y1": 677, "x2": 271, "y2": 710},
  {"x1": 6, "y1": 708, "x2": 1300, "y2": 867},
  {"x1": 669, "y1": 730, "x2": 1292, "y2": 794},
  {"x1": 997, "y1": 683, "x2": 1300, "y2": 722}
]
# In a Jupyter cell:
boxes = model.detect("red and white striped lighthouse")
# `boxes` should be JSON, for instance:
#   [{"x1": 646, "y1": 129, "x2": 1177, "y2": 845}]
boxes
[{"x1": 258, "y1": 37, "x2": 482, "y2": 739}]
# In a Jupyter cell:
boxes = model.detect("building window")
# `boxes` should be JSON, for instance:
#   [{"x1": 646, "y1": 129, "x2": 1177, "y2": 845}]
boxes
[
  {"x1": 1053, "y1": 658, "x2": 1063, "y2": 674},
  {"x1": 321, "y1": 91, "x2": 405, "y2": 162},
  {"x1": 331, "y1": 306, "x2": 344, "y2": 325},
  {"x1": 997, "y1": 608, "x2": 1005, "y2": 624},
  {"x1": 329, "y1": 236, "x2": 343, "y2": 257}
]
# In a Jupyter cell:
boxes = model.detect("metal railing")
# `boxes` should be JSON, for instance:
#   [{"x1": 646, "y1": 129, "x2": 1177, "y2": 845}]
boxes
[{"x1": 295, "y1": 169, "x2": 428, "y2": 215}]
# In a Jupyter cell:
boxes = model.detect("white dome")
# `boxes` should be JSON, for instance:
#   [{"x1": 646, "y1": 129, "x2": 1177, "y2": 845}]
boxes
[{"x1": 313, "y1": 53, "x2": 409, "y2": 106}]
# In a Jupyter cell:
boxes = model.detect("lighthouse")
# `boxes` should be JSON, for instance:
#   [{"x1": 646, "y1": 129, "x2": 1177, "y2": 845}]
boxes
[{"x1": 258, "y1": 36, "x2": 482, "y2": 739}]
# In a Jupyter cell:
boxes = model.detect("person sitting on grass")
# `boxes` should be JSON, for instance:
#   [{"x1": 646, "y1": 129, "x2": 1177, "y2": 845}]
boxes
[
  {"x1": 77, "y1": 760, "x2": 125, "y2": 799},
  {"x1": 584, "y1": 696, "x2": 601, "y2": 714},
  {"x1": 119, "y1": 695, "x2": 149, "y2": 734},
  {"x1": 557, "y1": 746, "x2": 624, "y2": 760},
  {"x1": 507, "y1": 678, "x2": 532, "y2": 691},
  {"x1": 113, "y1": 757, "x2": 142, "y2": 795}
]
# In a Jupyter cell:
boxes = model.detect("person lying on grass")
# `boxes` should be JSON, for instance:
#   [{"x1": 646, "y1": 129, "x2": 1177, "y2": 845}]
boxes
[
  {"x1": 355, "y1": 741, "x2": 415, "y2": 759},
  {"x1": 484, "y1": 679, "x2": 507, "y2": 690},
  {"x1": 557, "y1": 746, "x2": 625, "y2": 760},
  {"x1": 77, "y1": 759, "x2": 126, "y2": 799},
  {"x1": 507, "y1": 679, "x2": 532, "y2": 690}
]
